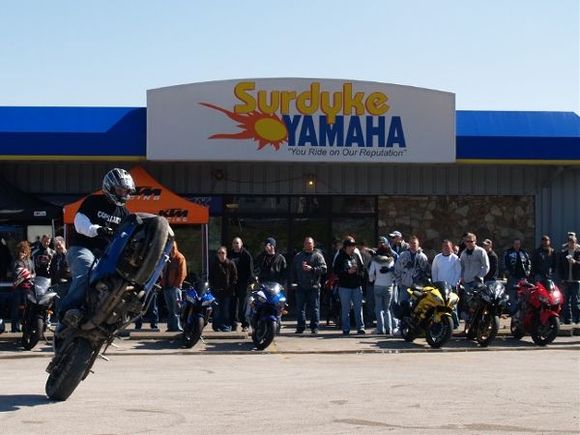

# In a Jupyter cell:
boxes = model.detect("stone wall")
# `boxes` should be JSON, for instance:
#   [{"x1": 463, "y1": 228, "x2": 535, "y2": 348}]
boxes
[{"x1": 378, "y1": 195, "x2": 535, "y2": 260}]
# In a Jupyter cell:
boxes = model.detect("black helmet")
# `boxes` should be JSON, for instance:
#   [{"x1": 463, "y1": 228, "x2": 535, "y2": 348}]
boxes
[{"x1": 103, "y1": 168, "x2": 135, "y2": 206}]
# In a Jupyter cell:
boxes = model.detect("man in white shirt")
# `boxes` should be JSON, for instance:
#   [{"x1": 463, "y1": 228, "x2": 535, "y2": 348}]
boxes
[
  {"x1": 432, "y1": 239, "x2": 461, "y2": 328},
  {"x1": 432, "y1": 240, "x2": 461, "y2": 286}
]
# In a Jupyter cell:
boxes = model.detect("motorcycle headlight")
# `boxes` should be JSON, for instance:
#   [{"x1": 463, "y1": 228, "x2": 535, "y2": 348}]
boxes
[
  {"x1": 185, "y1": 295, "x2": 197, "y2": 304},
  {"x1": 201, "y1": 299, "x2": 213, "y2": 307}
]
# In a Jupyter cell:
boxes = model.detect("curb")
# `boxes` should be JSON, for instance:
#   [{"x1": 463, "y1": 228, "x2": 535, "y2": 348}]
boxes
[{"x1": 1, "y1": 344, "x2": 579, "y2": 360}]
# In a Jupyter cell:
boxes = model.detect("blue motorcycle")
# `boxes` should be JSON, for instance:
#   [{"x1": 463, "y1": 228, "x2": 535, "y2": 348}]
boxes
[
  {"x1": 45, "y1": 214, "x2": 173, "y2": 401},
  {"x1": 180, "y1": 281, "x2": 215, "y2": 348},
  {"x1": 248, "y1": 281, "x2": 286, "y2": 350}
]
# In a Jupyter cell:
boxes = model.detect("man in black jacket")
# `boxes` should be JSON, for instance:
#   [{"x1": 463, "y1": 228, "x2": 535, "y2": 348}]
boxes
[
  {"x1": 531, "y1": 235, "x2": 557, "y2": 281},
  {"x1": 559, "y1": 234, "x2": 580, "y2": 324},
  {"x1": 229, "y1": 237, "x2": 254, "y2": 332},
  {"x1": 333, "y1": 237, "x2": 366, "y2": 335},
  {"x1": 482, "y1": 239, "x2": 499, "y2": 282},
  {"x1": 290, "y1": 237, "x2": 327, "y2": 334}
]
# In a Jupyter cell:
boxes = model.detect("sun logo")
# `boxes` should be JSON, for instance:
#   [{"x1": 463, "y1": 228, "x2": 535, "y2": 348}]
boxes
[{"x1": 200, "y1": 102, "x2": 288, "y2": 150}]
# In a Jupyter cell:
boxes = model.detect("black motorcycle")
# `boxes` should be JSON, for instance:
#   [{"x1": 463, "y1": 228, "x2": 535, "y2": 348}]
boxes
[
  {"x1": 462, "y1": 280, "x2": 508, "y2": 347},
  {"x1": 180, "y1": 281, "x2": 216, "y2": 348},
  {"x1": 45, "y1": 214, "x2": 173, "y2": 401},
  {"x1": 22, "y1": 276, "x2": 58, "y2": 350}
]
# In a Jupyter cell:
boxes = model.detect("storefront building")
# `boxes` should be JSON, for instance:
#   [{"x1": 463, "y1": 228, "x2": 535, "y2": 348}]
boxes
[{"x1": 0, "y1": 79, "x2": 578, "y2": 269}]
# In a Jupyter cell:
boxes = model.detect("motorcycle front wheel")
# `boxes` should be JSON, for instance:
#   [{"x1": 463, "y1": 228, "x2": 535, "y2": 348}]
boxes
[
  {"x1": 426, "y1": 316, "x2": 453, "y2": 348},
  {"x1": 476, "y1": 313, "x2": 500, "y2": 347},
  {"x1": 117, "y1": 216, "x2": 170, "y2": 285},
  {"x1": 45, "y1": 338, "x2": 95, "y2": 401},
  {"x1": 531, "y1": 316, "x2": 560, "y2": 346},
  {"x1": 183, "y1": 316, "x2": 204, "y2": 349},
  {"x1": 22, "y1": 315, "x2": 43, "y2": 350},
  {"x1": 252, "y1": 319, "x2": 276, "y2": 350}
]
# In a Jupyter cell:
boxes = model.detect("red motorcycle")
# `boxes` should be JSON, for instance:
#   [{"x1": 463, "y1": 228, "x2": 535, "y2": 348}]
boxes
[{"x1": 510, "y1": 279, "x2": 563, "y2": 346}]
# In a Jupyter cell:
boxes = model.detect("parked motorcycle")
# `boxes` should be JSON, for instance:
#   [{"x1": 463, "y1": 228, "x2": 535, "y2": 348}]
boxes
[
  {"x1": 180, "y1": 281, "x2": 216, "y2": 348},
  {"x1": 462, "y1": 280, "x2": 508, "y2": 347},
  {"x1": 510, "y1": 279, "x2": 563, "y2": 346},
  {"x1": 248, "y1": 281, "x2": 286, "y2": 350},
  {"x1": 45, "y1": 214, "x2": 173, "y2": 401},
  {"x1": 399, "y1": 281, "x2": 459, "y2": 348},
  {"x1": 21, "y1": 276, "x2": 58, "y2": 350}
]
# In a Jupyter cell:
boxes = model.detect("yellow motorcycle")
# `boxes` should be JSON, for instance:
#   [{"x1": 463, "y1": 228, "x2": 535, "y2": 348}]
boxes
[{"x1": 399, "y1": 281, "x2": 459, "y2": 348}]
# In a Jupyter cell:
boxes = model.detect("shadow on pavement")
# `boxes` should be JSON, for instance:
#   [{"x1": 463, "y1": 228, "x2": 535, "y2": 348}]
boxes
[
  {"x1": 202, "y1": 340, "x2": 256, "y2": 352},
  {"x1": 0, "y1": 394, "x2": 50, "y2": 412}
]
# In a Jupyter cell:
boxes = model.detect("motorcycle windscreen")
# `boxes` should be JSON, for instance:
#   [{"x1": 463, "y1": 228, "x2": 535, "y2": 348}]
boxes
[{"x1": 34, "y1": 276, "x2": 52, "y2": 297}]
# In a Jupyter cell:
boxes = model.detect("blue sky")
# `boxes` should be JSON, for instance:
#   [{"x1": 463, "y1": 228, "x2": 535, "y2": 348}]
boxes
[{"x1": 0, "y1": 0, "x2": 578, "y2": 111}]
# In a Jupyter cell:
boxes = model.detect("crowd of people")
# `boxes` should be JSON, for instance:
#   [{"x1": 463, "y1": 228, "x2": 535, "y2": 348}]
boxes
[{"x1": 206, "y1": 230, "x2": 580, "y2": 336}]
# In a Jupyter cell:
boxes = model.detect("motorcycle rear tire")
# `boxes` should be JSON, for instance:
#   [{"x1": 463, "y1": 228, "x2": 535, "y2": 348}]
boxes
[
  {"x1": 22, "y1": 316, "x2": 43, "y2": 350},
  {"x1": 531, "y1": 316, "x2": 559, "y2": 346},
  {"x1": 476, "y1": 314, "x2": 500, "y2": 347},
  {"x1": 510, "y1": 317, "x2": 525, "y2": 340},
  {"x1": 252, "y1": 320, "x2": 276, "y2": 350},
  {"x1": 183, "y1": 317, "x2": 204, "y2": 349},
  {"x1": 120, "y1": 216, "x2": 170, "y2": 286},
  {"x1": 45, "y1": 338, "x2": 94, "y2": 401},
  {"x1": 426, "y1": 317, "x2": 453, "y2": 348}
]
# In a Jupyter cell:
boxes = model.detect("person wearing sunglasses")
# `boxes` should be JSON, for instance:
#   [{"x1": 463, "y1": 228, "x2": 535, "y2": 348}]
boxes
[{"x1": 459, "y1": 233, "x2": 490, "y2": 291}]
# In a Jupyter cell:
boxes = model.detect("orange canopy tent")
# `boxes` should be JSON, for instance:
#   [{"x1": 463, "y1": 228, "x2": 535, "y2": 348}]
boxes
[
  {"x1": 63, "y1": 166, "x2": 209, "y2": 225},
  {"x1": 63, "y1": 166, "x2": 210, "y2": 278}
]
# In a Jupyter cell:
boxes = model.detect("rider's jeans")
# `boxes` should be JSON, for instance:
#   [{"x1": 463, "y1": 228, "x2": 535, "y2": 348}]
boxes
[{"x1": 59, "y1": 246, "x2": 95, "y2": 316}]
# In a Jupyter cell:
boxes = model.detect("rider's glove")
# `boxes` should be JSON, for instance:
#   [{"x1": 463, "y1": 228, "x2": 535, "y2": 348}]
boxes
[{"x1": 97, "y1": 226, "x2": 114, "y2": 237}]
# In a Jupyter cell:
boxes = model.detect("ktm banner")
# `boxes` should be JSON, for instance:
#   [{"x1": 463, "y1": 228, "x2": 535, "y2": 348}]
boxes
[{"x1": 63, "y1": 166, "x2": 208, "y2": 225}]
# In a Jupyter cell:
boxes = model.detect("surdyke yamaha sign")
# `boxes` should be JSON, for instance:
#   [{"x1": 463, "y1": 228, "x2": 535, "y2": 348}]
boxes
[{"x1": 147, "y1": 78, "x2": 455, "y2": 163}]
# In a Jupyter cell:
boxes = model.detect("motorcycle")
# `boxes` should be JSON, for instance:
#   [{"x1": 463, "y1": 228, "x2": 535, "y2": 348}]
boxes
[
  {"x1": 462, "y1": 280, "x2": 508, "y2": 347},
  {"x1": 180, "y1": 281, "x2": 216, "y2": 348},
  {"x1": 21, "y1": 276, "x2": 58, "y2": 350},
  {"x1": 45, "y1": 214, "x2": 173, "y2": 401},
  {"x1": 248, "y1": 281, "x2": 286, "y2": 350},
  {"x1": 398, "y1": 281, "x2": 459, "y2": 348},
  {"x1": 510, "y1": 279, "x2": 563, "y2": 346}
]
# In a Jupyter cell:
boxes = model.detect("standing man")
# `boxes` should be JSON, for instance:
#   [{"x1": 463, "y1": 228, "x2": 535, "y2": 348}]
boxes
[
  {"x1": 559, "y1": 234, "x2": 580, "y2": 324},
  {"x1": 460, "y1": 233, "x2": 490, "y2": 288},
  {"x1": 290, "y1": 237, "x2": 327, "y2": 334},
  {"x1": 389, "y1": 231, "x2": 409, "y2": 256},
  {"x1": 531, "y1": 235, "x2": 557, "y2": 282},
  {"x1": 161, "y1": 241, "x2": 187, "y2": 332},
  {"x1": 229, "y1": 237, "x2": 254, "y2": 332},
  {"x1": 394, "y1": 235, "x2": 431, "y2": 296},
  {"x1": 255, "y1": 237, "x2": 287, "y2": 284},
  {"x1": 334, "y1": 237, "x2": 366, "y2": 335},
  {"x1": 432, "y1": 240, "x2": 461, "y2": 286},
  {"x1": 209, "y1": 247, "x2": 238, "y2": 332},
  {"x1": 49, "y1": 236, "x2": 71, "y2": 321},
  {"x1": 32, "y1": 234, "x2": 55, "y2": 279},
  {"x1": 504, "y1": 238, "x2": 532, "y2": 291},
  {"x1": 482, "y1": 239, "x2": 499, "y2": 282},
  {"x1": 432, "y1": 239, "x2": 461, "y2": 328}
]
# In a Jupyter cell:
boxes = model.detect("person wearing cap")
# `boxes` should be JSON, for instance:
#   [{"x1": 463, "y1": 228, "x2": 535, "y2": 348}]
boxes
[
  {"x1": 255, "y1": 237, "x2": 287, "y2": 284},
  {"x1": 389, "y1": 231, "x2": 409, "y2": 256},
  {"x1": 482, "y1": 239, "x2": 499, "y2": 282},
  {"x1": 333, "y1": 237, "x2": 366, "y2": 335},
  {"x1": 290, "y1": 237, "x2": 327, "y2": 334},
  {"x1": 558, "y1": 234, "x2": 580, "y2": 324},
  {"x1": 531, "y1": 235, "x2": 557, "y2": 282}
]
